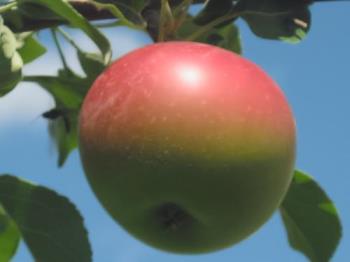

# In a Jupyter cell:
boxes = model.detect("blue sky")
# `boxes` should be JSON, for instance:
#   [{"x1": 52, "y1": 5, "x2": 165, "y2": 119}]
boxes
[{"x1": 1, "y1": 2, "x2": 349, "y2": 262}]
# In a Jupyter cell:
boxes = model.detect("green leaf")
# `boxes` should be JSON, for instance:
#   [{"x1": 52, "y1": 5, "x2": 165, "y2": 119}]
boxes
[
  {"x1": 19, "y1": 0, "x2": 111, "y2": 63},
  {"x1": 23, "y1": 70, "x2": 90, "y2": 109},
  {"x1": 0, "y1": 206, "x2": 20, "y2": 262},
  {"x1": 0, "y1": 17, "x2": 23, "y2": 96},
  {"x1": 54, "y1": 27, "x2": 106, "y2": 84},
  {"x1": 242, "y1": 8, "x2": 311, "y2": 43},
  {"x1": 236, "y1": 0, "x2": 312, "y2": 43},
  {"x1": 193, "y1": 0, "x2": 312, "y2": 43},
  {"x1": 77, "y1": 51, "x2": 106, "y2": 81},
  {"x1": 90, "y1": 0, "x2": 146, "y2": 29},
  {"x1": 178, "y1": 17, "x2": 242, "y2": 54},
  {"x1": 0, "y1": 67, "x2": 22, "y2": 96},
  {"x1": 0, "y1": 174, "x2": 92, "y2": 262},
  {"x1": 280, "y1": 170, "x2": 342, "y2": 262},
  {"x1": 24, "y1": 75, "x2": 83, "y2": 109},
  {"x1": 206, "y1": 24, "x2": 242, "y2": 54},
  {"x1": 24, "y1": 69, "x2": 92, "y2": 166},
  {"x1": 17, "y1": 33, "x2": 47, "y2": 64}
]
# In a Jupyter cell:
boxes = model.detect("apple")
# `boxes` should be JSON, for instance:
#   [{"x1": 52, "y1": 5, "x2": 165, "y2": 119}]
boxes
[{"x1": 78, "y1": 42, "x2": 296, "y2": 253}]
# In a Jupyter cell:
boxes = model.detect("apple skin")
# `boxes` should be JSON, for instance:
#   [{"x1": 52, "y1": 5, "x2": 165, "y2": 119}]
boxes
[{"x1": 78, "y1": 42, "x2": 296, "y2": 253}]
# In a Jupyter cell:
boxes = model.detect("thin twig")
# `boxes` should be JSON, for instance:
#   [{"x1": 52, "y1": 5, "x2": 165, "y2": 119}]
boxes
[{"x1": 51, "y1": 29, "x2": 69, "y2": 70}]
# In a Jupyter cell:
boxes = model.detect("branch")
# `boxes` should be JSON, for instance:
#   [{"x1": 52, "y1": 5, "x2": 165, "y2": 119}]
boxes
[
  {"x1": 314, "y1": 0, "x2": 350, "y2": 1},
  {"x1": 3, "y1": 0, "x2": 116, "y2": 33},
  {"x1": 2, "y1": 0, "x2": 348, "y2": 33}
]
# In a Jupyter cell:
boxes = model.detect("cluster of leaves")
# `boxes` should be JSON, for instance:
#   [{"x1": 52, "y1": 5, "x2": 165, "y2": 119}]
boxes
[
  {"x1": 0, "y1": 175, "x2": 92, "y2": 262},
  {"x1": 0, "y1": 0, "x2": 343, "y2": 261}
]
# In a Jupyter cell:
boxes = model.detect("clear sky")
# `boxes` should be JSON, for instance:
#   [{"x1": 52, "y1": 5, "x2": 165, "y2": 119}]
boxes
[{"x1": 1, "y1": 2, "x2": 349, "y2": 262}]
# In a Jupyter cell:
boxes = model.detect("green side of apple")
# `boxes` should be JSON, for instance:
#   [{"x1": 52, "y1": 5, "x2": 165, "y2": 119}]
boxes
[{"x1": 81, "y1": 144, "x2": 294, "y2": 253}]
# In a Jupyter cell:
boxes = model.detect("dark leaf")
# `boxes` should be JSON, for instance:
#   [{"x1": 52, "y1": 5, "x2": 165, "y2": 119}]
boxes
[
  {"x1": 42, "y1": 108, "x2": 67, "y2": 120},
  {"x1": 208, "y1": 24, "x2": 242, "y2": 54},
  {"x1": 280, "y1": 170, "x2": 342, "y2": 262},
  {"x1": 242, "y1": 7, "x2": 311, "y2": 43},
  {"x1": 18, "y1": 2, "x2": 63, "y2": 21},
  {"x1": 0, "y1": 174, "x2": 92, "y2": 262},
  {"x1": 47, "y1": 109, "x2": 78, "y2": 167},
  {"x1": 0, "y1": 69, "x2": 22, "y2": 96},
  {"x1": 192, "y1": 0, "x2": 312, "y2": 43},
  {"x1": 0, "y1": 206, "x2": 20, "y2": 262},
  {"x1": 91, "y1": 0, "x2": 146, "y2": 28},
  {"x1": 178, "y1": 17, "x2": 242, "y2": 54},
  {"x1": 236, "y1": 0, "x2": 312, "y2": 43}
]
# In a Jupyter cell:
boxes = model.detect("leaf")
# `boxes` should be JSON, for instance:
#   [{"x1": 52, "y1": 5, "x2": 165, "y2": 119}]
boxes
[
  {"x1": 0, "y1": 205, "x2": 21, "y2": 262},
  {"x1": 98, "y1": 0, "x2": 147, "y2": 25},
  {"x1": 24, "y1": 75, "x2": 83, "y2": 109},
  {"x1": 193, "y1": 0, "x2": 312, "y2": 43},
  {"x1": 0, "y1": 174, "x2": 92, "y2": 262},
  {"x1": 53, "y1": 27, "x2": 105, "y2": 86},
  {"x1": 0, "y1": 67, "x2": 22, "y2": 96},
  {"x1": 235, "y1": 0, "x2": 312, "y2": 43},
  {"x1": 238, "y1": 0, "x2": 313, "y2": 13},
  {"x1": 0, "y1": 17, "x2": 23, "y2": 96},
  {"x1": 23, "y1": 71, "x2": 89, "y2": 109},
  {"x1": 178, "y1": 17, "x2": 242, "y2": 54},
  {"x1": 19, "y1": 0, "x2": 111, "y2": 64},
  {"x1": 77, "y1": 51, "x2": 106, "y2": 81},
  {"x1": 280, "y1": 170, "x2": 342, "y2": 262},
  {"x1": 24, "y1": 69, "x2": 91, "y2": 166},
  {"x1": 90, "y1": 0, "x2": 146, "y2": 29},
  {"x1": 242, "y1": 7, "x2": 311, "y2": 43},
  {"x1": 44, "y1": 109, "x2": 79, "y2": 167},
  {"x1": 206, "y1": 24, "x2": 242, "y2": 54},
  {"x1": 17, "y1": 33, "x2": 47, "y2": 64}
]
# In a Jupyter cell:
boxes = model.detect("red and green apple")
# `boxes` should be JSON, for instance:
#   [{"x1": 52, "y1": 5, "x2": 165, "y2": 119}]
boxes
[{"x1": 78, "y1": 42, "x2": 296, "y2": 253}]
